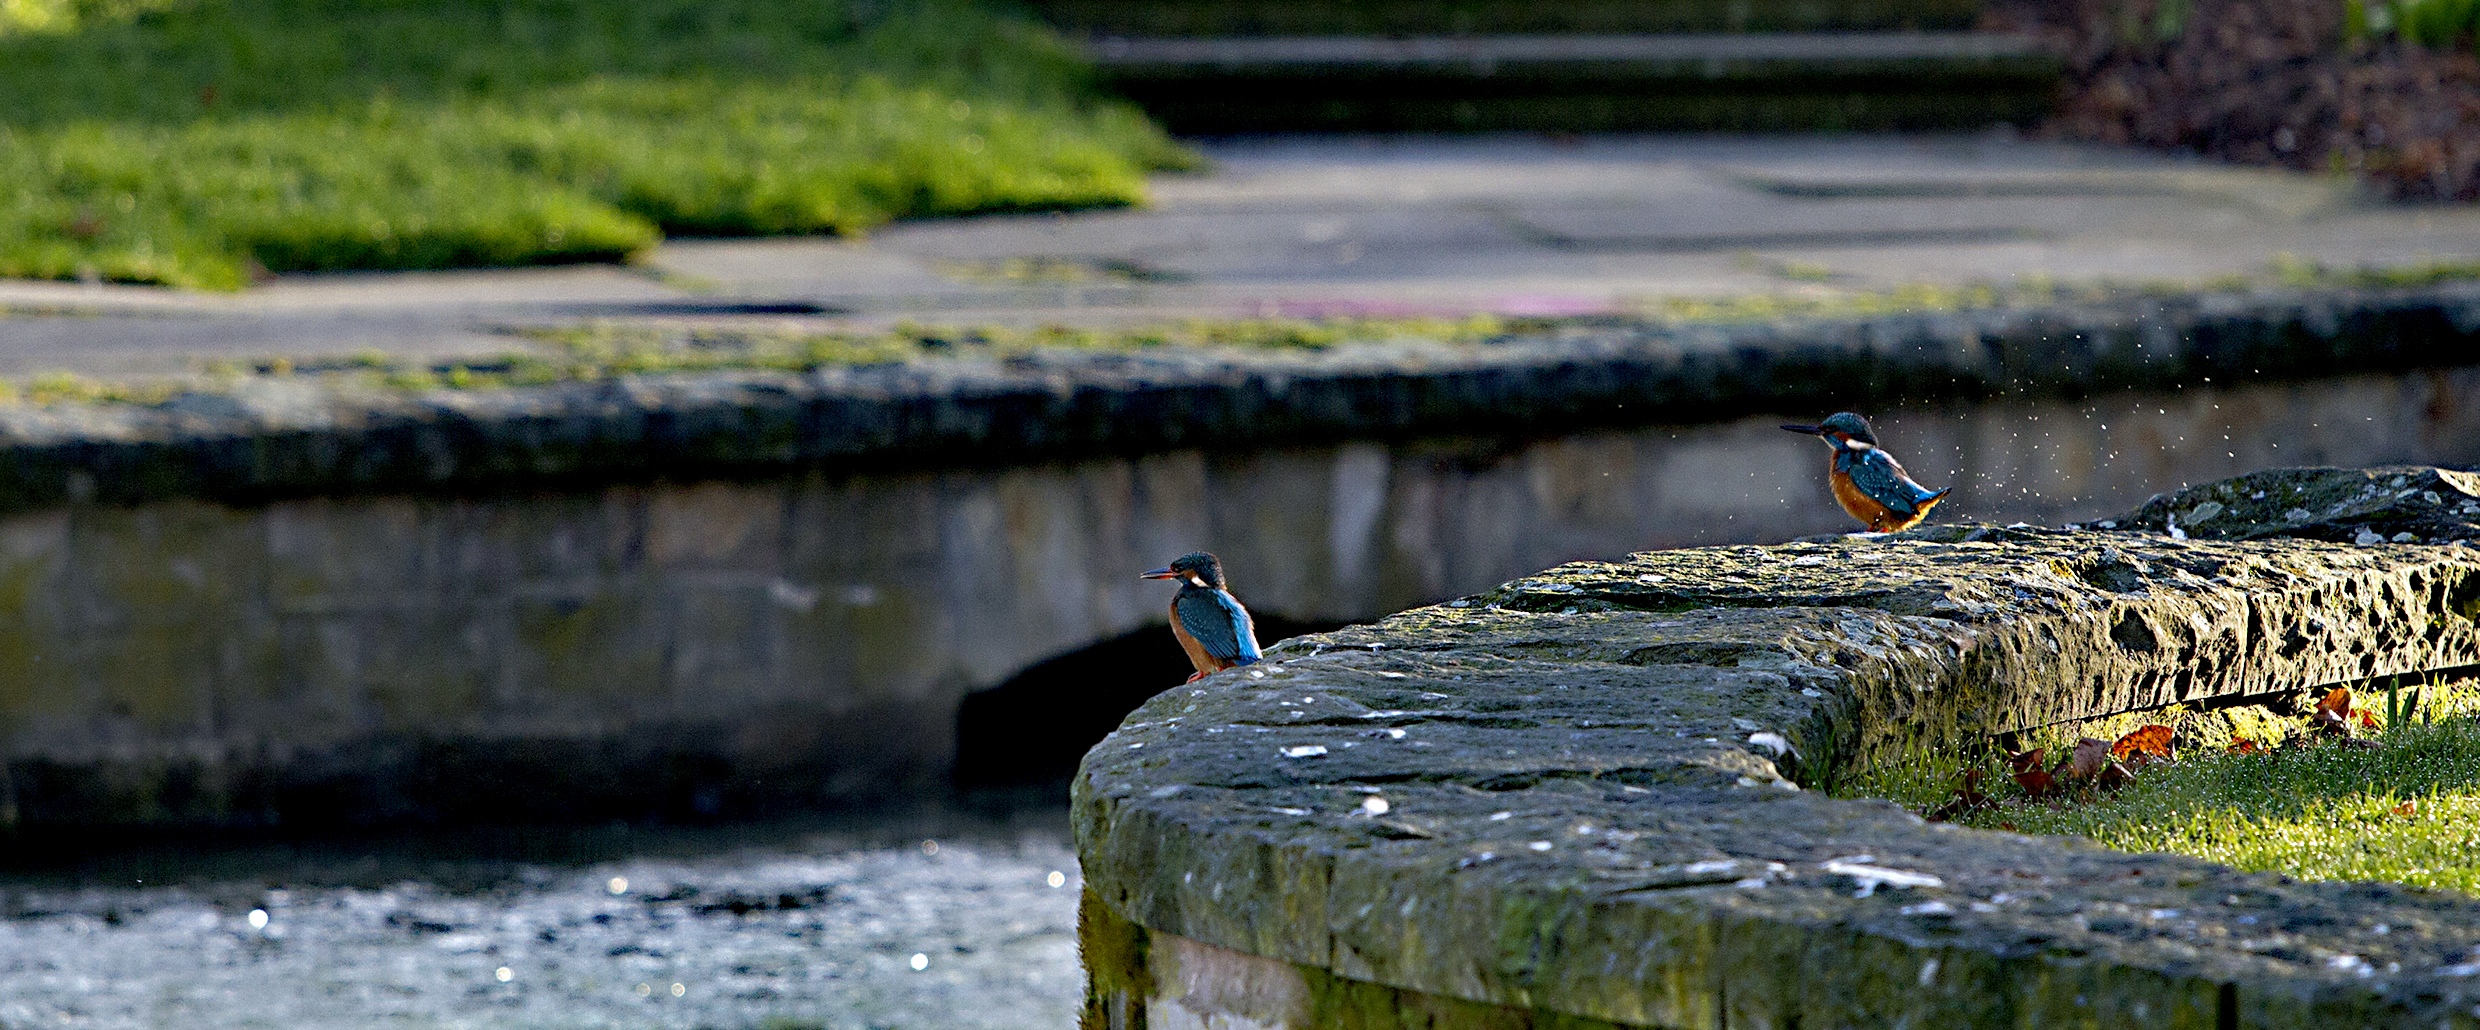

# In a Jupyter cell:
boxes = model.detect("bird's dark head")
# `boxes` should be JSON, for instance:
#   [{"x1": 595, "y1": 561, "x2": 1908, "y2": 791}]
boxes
[
  {"x1": 1142, "y1": 551, "x2": 1226, "y2": 589},
  {"x1": 1781, "y1": 411, "x2": 1878, "y2": 449}
]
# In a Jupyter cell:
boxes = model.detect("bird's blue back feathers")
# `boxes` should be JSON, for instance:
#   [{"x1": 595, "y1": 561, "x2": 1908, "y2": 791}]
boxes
[
  {"x1": 1175, "y1": 587, "x2": 1262, "y2": 665},
  {"x1": 1837, "y1": 447, "x2": 1942, "y2": 515}
]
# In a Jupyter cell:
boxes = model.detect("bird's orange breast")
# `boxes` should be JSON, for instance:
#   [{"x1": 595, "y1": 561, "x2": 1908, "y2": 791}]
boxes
[
  {"x1": 1170, "y1": 600, "x2": 1230, "y2": 676},
  {"x1": 1829, "y1": 467, "x2": 1929, "y2": 532}
]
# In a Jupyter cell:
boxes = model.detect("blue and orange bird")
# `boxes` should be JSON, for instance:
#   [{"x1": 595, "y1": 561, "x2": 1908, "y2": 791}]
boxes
[
  {"x1": 1781, "y1": 412, "x2": 1952, "y2": 533},
  {"x1": 1141, "y1": 552, "x2": 1263, "y2": 683}
]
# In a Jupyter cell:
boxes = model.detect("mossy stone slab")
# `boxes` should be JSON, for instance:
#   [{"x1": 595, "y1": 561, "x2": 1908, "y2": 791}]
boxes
[{"x1": 1076, "y1": 467, "x2": 2480, "y2": 1029}]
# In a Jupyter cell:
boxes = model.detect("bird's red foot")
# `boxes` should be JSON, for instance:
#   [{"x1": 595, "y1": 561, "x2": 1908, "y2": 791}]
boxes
[{"x1": 1185, "y1": 672, "x2": 1205, "y2": 684}]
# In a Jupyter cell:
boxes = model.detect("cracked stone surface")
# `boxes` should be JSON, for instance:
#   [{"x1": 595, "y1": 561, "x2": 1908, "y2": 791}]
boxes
[{"x1": 1075, "y1": 467, "x2": 2480, "y2": 1028}]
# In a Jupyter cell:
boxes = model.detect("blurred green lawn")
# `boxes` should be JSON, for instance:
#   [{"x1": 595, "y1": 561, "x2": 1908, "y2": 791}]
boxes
[{"x1": 0, "y1": 0, "x2": 1190, "y2": 290}]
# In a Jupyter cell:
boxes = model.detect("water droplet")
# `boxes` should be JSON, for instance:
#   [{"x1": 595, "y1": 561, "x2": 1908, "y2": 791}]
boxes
[
  {"x1": 494, "y1": 966, "x2": 513, "y2": 983},
  {"x1": 1046, "y1": 871, "x2": 1067, "y2": 888},
  {"x1": 635, "y1": 983, "x2": 653, "y2": 997},
  {"x1": 246, "y1": 909, "x2": 268, "y2": 930},
  {"x1": 606, "y1": 876, "x2": 629, "y2": 895},
  {"x1": 671, "y1": 982, "x2": 687, "y2": 997},
  {"x1": 921, "y1": 840, "x2": 940, "y2": 856},
  {"x1": 909, "y1": 953, "x2": 931, "y2": 971}
]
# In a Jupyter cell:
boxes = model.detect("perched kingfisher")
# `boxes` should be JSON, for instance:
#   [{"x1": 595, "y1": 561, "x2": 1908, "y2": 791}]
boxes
[
  {"x1": 1782, "y1": 412, "x2": 1952, "y2": 533},
  {"x1": 1141, "y1": 552, "x2": 1263, "y2": 683}
]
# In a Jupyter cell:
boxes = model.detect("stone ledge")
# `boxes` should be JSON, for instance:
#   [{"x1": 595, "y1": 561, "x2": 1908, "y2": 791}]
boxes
[
  {"x1": 1074, "y1": 467, "x2": 2480, "y2": 1028},
  {"x1": 3, "y1": 284, "x2": 2480, "y2": 513}
]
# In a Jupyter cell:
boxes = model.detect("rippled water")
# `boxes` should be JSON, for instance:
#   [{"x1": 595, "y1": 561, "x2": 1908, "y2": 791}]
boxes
[{"x1": 0, "y1": 812, "x2": 1081, "y2": 1030}]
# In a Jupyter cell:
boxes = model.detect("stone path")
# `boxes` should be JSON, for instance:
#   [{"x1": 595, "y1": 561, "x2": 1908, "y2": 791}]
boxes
[{"x1": 6, "y1": 133, "x2": 2480, "y2": 378}]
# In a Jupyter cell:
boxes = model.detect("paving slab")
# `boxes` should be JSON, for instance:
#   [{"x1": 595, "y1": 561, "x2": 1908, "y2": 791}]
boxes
[{"x1": 7, "y1": 135, "x2": 2480, "y2": 378}]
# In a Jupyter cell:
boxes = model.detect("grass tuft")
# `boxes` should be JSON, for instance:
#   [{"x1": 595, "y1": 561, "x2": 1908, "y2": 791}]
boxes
[{"x1": 0, "y1": 0, "x2": 1190, "y2": 290}]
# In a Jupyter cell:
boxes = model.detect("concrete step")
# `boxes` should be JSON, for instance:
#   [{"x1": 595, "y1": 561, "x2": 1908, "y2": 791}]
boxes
[
  {"x1": 1031, "y1": 0, "x2": 1982, "y2": 36},
  {"x1": 1087, "y1": 33, "x2": 2062, "y2": 133}
]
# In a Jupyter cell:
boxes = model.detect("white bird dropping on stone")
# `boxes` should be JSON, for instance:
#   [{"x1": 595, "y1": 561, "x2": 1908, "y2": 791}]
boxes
[
  {"x1": 1281, "y1": 745, "x2": 1327, "y2": 758},
  {"x1": 1360, "y1": 796, "x2": 1389, "y2": 816},
  {"x1": 1047, "y1": 870, "x2": 1067, "y2": 888},
  {"x1": 909, "y1": 952, "x2": 930, "y2": 971},
  {"x1": 246, "y1": 909, "x2": 268, "y2": 930},
  {"x1": 606, "y1": 876, "x2": 629, "y2": 895},
  {"x1": 1821, "y1": 857, "x2": 1944, "y2": 897}
]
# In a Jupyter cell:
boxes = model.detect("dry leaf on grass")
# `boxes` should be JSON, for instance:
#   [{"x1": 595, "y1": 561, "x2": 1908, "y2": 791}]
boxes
[
  {"x1": 2111, "y1": 724, "x2": 2175, "y2": 764},
  {"x1": 2008, "y1": 746, "x2": 2056, "y2": 798},
  {"x1": 2311, "y1": 687, "x2": 2359, "y2": 737},
  {"x1": 2062, "y1": 737, "x2": 2114, "y2": 782}
]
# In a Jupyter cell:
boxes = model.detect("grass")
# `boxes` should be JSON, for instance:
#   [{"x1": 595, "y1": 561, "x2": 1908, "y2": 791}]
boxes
[
  {"x1": 303, "y1": 314, "x2": 1514, "y2": 393},
  {"x1": 1845, "y1": 679, "x2": 2480, "y2": 894},
  {"x1": 0, "y1": 314, "x2": 1519, "y2": 403},
  {"x1": 1640, "y1": 256, "x2": 2480, "y2": 325},
  {"x1": 0, "y1": 0, "x2": 1191, "y2": 290}
]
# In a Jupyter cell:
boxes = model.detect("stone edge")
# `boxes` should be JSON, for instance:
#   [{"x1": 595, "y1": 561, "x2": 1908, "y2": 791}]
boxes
[{"x1": 0, "y1": 282, "x2": 2475, "y2": 512}]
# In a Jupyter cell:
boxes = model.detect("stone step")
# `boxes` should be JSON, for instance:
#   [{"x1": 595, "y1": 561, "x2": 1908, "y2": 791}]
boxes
[
  {"x1": 1086, "y1": 33, "x2": 2062, "y2": 133},
  {"x1": 1031, "y1": 0, "x2": 1982, "y2": 36}
]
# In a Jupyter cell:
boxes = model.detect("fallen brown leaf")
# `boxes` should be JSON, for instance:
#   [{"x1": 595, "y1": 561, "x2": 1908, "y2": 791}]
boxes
[
  {"x1": 2230, "y1": 737, "x2": 2265, "y2": 755},
  {"x1": 2008, "y1": 747, "x2": 2055, "y2": 798},
  {"x1": 2392, "y1": 799, "x2": 2418, "y2": 818},
  {"x1": 2062, "y1": 737, "x2": 2113, "y2": 782},
  {"x1": 2111, "y1": 724, "x2": 2175, "y2": 763},
  {"x1": 2311, "y1": 686, "x2": 2357, "y2": 737}
]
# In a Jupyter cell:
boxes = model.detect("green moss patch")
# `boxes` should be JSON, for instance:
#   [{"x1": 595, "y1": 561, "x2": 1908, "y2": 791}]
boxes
[{"x1": 0, "y1": 0, "x2": 1189, "y2": 290}]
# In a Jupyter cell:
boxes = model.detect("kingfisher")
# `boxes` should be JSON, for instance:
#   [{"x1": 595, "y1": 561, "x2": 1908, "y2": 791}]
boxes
[
  {"x1": 1782, "y1": 412, "x2": 1952, "y2": 533},
  {"x1": 1141, "y1": 552, "x2": 1263, "y2": 683}
]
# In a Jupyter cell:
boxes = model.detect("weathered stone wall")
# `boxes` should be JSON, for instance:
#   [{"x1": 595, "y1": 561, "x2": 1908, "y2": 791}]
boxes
[
  {"x1": 1, "y1": 365, "x2": 2474, "y2": 828},
  {"x1": 2, "y1": 283, "x2": 2477, "y2": 513},
  {"x1": 1074, "y1": 468, "x2": 2480, "y2": 1029},
  {"x1": 6, "y1": 369, "x2": 2473, "y2": 829}
]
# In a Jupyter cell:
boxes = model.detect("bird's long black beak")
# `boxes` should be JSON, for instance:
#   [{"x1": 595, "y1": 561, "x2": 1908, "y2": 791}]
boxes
[
  {"x1": 1141, "y1": 567, "x2": 1178, "y2": 580},
  {"x1": 1781, "y1": 423, "x2": 1822, "y2": 435}
]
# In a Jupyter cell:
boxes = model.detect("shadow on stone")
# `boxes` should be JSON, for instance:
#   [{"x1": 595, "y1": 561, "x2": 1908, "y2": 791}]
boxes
[{"x1": 954, "y1": 615, "x2": 1349, "y2": 792}]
